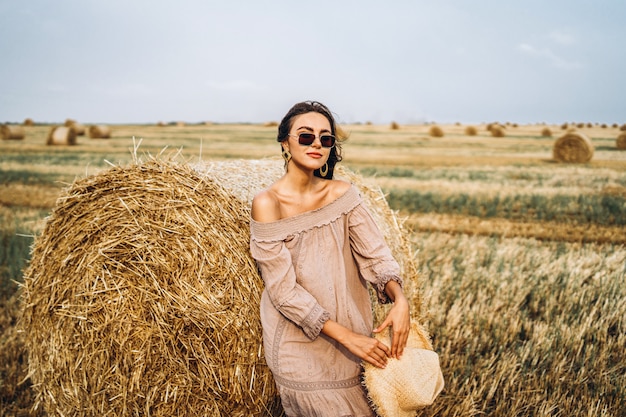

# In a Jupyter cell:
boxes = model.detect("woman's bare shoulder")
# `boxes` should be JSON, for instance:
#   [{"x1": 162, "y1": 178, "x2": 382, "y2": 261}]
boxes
[
  {"x1": 251, "y1": 188, "x2": 281, "y2": 222},
  {"x1": 328, "y1": 179, "x2": 352, "y2": 199}
]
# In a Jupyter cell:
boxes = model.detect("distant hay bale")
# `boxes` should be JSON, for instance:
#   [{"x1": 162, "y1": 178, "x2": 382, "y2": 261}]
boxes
[
  {"x1": 553, "y1": 131, "x2": 594, "y2": 163},
  {"x1": 1, "y1": 124, "x2": 26, "y2": 140},
  {"x1": 429, "y1": 125, "x2": 444, "y2": 137},
  {"x1": 65, "y1": 119, "x2": 86, "y2": 136},
  {"x1": 88, "y1": 124, "x2": 112, "y2": 139},
  {"x1": 490, "y1": 124, "x2": 506, "y2": 137},
  {"x1": 21, "y1": 156, "x2": 420, "y2": 417},
  {"x1": 176, "y1": 121, "x2": 186, "y2": 127},
  {"x1": 46, "y1": 126, "x2": 77, "y2": 145},
  {"x1": 541, "y1": 127, "x2": 552, "y2": 137},
  {"x1": 263, "y1": 121, "x2": 278, "y2": 127},
  {"x1": 23, "y1": 118, "x2": 34, "y2": 126},
  {"x1": 561, "y1": 123, "x2": 569, "y2": 130},
  {"x1": 464, "y1": 125, "x2": 477, "y2": 136},
  {"x1": 617, "y1": 132, "x2": 626, "y2": 150},
  {"x1": 390, "y1": 121, "x2": 400, "y2": 130},
  {"x1": 620, "y1": 124, "x2": 626, "y2": 131}
]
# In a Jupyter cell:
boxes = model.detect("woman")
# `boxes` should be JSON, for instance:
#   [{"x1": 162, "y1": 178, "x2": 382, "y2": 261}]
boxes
[{"x1": 250, "y1": 101, "x2": 410, "y2": 416}]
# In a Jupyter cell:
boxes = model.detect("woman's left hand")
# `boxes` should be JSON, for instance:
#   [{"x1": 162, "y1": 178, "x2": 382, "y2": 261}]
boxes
[{"x1": 373, "y1": 282, "x2": 410, "y2": 359}]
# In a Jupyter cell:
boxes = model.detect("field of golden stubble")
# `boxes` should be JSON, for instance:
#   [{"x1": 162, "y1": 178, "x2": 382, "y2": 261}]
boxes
[{"x1": 1, "y1": 121, "x2": 625, "y2": 416}]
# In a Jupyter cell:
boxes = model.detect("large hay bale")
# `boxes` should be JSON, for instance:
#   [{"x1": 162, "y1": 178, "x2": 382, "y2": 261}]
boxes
[
  {"x1": 429, "y1": 125, "x2": 444, "y2": 137},
  {"x1": 1, "y1": 124, "x2": 26, "y2": 140},
  {"x1": 46, "y1": 126, "x2": 77, "y2": 145},
  {"x1": 541, "y1": 127, "x2": 552, "y2": 137},
  {"x1": 553, "y1": 131, "x2": 594, "y2": 162},
  {"x1": 21, "y1": 157, "x2": 421, "y2": 417},
  {"x1": 616, "y1": 132, "x2": 626, "y2": 150},
  {"x1": 88, "y1": 124, "x2": 112, "y2": 138}
]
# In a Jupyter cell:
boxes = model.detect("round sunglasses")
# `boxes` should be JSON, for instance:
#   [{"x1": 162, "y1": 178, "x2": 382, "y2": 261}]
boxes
[{"x1": 289, "y1": 133, "x2": 336, "y2": 148}]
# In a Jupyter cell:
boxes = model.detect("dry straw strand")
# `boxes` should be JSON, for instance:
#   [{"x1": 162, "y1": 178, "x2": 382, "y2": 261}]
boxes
[
  {"x1": 1, "y1": 124, "x2": 26, "y2": 140},
  {"x1": 553, "y1": 131, "x2": 594, "y2": 163},
  {"x1": 46, "y1": 125, "x2": 77, "y2": 145},
  {"x1": 21, "y1": 156, "x2": 422, "y2": 417}
]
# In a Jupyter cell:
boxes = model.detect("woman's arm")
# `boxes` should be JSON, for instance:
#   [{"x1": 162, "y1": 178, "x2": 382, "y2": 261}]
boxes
[
  {"x1": 321, "y1": 319, "x2": 391, "y2": 369},
  {"x1": 373, "y1": 280, "x2": 411, "y2": 359}
]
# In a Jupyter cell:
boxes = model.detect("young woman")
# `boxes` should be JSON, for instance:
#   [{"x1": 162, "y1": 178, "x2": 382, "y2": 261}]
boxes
[{"x1": 250, "y1": 101, "x2": 410, "y2": 416}]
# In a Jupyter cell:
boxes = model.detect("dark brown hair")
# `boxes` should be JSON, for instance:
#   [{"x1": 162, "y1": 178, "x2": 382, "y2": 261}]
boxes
[{"x1": 277, "y1": 101, "x2": 344, "y2": 179}]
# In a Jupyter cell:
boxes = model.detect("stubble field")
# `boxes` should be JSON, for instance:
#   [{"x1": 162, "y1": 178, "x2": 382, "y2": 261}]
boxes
[{"x1": 1, "y1": 121, "x2": 625, "y2": 416}]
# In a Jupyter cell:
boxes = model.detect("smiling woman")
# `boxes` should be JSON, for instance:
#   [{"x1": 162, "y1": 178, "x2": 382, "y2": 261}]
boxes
[{"x1": 249, "y1": 101, "x2": 424, "y2": 416}]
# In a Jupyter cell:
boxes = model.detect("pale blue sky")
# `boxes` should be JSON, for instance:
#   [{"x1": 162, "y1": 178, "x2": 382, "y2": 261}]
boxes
[{"x1": 1, "y1": 0, "x2": 624, "y2": 125}]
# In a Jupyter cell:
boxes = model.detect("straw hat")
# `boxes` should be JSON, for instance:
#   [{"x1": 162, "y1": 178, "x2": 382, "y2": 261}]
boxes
[{"x1": 363, "y1": 322, "x2": 444, "y2": 417}]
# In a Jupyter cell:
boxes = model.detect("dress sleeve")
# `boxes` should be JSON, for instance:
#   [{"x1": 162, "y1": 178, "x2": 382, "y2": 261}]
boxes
[
  {"x1": 250, "y1": 237, "x2": 330, "y2": 340},
  {"x1": 348, "y1": 202, "x2": 403, "y2": 304}
]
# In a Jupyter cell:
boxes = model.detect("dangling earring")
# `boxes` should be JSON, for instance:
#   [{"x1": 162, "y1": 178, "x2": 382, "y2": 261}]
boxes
[
  {"x1": 320, "y1": 162, "x2": 329, "y2": 177},
  {"x1": 282, "y1": 148, "x2": 292, "y2": 163}
]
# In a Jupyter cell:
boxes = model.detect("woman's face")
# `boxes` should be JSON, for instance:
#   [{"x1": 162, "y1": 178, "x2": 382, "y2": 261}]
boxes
[{"x1": 284, "y1": 111, "x2": 333, "y2": 172}]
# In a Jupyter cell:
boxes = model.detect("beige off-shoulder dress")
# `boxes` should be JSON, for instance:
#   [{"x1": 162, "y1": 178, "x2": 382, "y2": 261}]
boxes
[{"x1": 249, "y1": 185, "x2": 402, "y2": 417}]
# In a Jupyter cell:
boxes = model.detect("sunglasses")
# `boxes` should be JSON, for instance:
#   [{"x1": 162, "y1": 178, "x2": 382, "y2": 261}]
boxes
[{"x1": 289, "y1": 133, "x2": 336, "y2": 148}]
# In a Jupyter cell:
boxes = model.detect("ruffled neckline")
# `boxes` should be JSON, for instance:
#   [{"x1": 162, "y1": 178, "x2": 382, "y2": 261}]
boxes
[{"x1": 250, "y1": 184, "x2": 361, "y2": 242}]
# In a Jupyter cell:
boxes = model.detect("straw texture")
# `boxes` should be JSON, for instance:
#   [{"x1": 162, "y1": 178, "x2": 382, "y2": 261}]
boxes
[
  {"x1": 553, "y1": 131, "x2": 594, "y2": 162},
  {"x1": 21, "y1": 156, "x2": 422, "y2": 416}
]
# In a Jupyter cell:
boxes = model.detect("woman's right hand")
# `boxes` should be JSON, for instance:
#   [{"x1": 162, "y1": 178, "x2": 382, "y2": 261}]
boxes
[
  {"x1": 322, "y1": 320, "x2": 391, "y2": 368},
  {"x1": 342, "y1": 331, "x2": 392, "y2": 369}
]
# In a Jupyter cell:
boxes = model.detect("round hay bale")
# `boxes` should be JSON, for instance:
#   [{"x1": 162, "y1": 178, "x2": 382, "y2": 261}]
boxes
[
  {"x1": 46, "y1": 126, "x2": 77, "y2": 145},
  {"x1": 429, "y1": 125, "x2": 444, "y2": 137},
  {"x1": 21, "y1": 157, "x2": 422, "y2": 417},
  {"x1": 390, "y1": 121, "x2": 399, "y2": 130},
  {"x1": 616, "y1": 132, "x2": 626, "y2": 150},
  {"x1": 464, "y1": 125, "x2": 477, "y2": 136},
  {"x1": 490, "y1": 124, "x2": 506, "y2": 137},
  {"x1": 1, "y1": 124, "x2": 26, "y2": 140},
  {"x1": 620, "y1": 124, "x2": 626, "y2": 131},
  {"x1": 65, "y1": 119, "x2": 86, "y2": 136},
  {"x1": 88, "y1": 124, "x2": 112, "y2": 139},
  {"x1": 541, "y1": 127, "x2": 552, "y2": 137},
  {"x1": 561, "y1": 123, "x2": 569, "y2": 130},
  {"x1": 23, "y1": 118, "x2": 34, "y2": 126},
  {"x1": 553, "y1": 131, "x2": 594, "y2": 163}
]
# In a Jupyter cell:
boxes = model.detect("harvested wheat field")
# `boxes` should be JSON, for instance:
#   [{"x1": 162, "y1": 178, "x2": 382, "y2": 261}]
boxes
[{"x1": 1, "y1": 121, "x2": 625, "y2": 416}]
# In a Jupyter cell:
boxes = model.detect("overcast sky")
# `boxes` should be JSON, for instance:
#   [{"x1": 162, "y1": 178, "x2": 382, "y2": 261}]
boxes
[{"x1": 1, "y1": 0, "x2": 624, "y2": 125}]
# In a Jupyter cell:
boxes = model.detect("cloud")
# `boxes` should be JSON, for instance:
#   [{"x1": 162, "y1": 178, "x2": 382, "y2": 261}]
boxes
[{"x1": 518, "y1": 43, "x2": 582, "y2": 70}]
